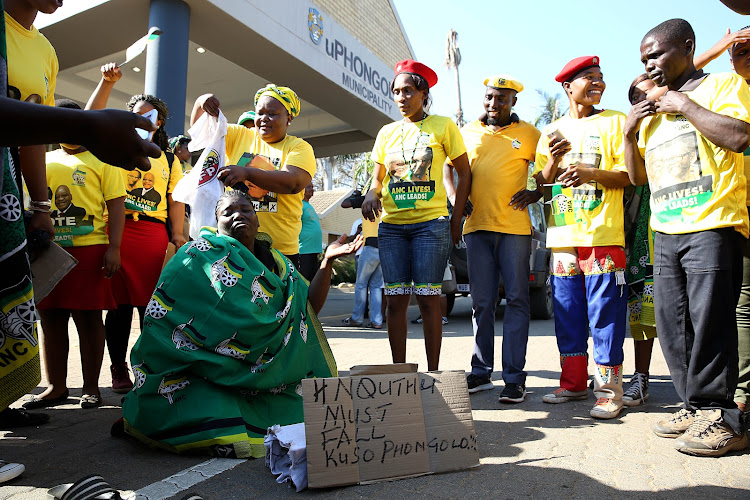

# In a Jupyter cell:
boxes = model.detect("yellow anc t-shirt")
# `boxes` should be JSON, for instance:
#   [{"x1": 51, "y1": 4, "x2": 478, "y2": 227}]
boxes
[
  {"x1": 371, "y1": 115, "x2": 467, "y2": 225},
  {"x1": 46, "y1": 149, "x2": 126, "y2": 248},
  {"x1": 462, "y1": 119, "x2": 541, "y2": 235},
  {"x1": 225, "y1": 124, "x2": 316, "y2": 255},
  {"x1": 5, "y1": 13, "x2": 56, "y2": 104},
  {"x1": 121, "y1": 152, "x2": 183, "y2": 223},
  {"x1": 638, "y1": 72, "x2": 750, "y2": 238},
  {"x1": 534, "y1": 109, "x2": 628, "y2": 248}
]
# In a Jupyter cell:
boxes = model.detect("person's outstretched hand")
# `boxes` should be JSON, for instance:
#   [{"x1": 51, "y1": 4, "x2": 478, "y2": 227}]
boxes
[
  {"x1": 324, "y1": 233, "x2": 364, "y2": 261},
  {"x1": 82, "y1": 109, "x2": 161, "y2": 170}
]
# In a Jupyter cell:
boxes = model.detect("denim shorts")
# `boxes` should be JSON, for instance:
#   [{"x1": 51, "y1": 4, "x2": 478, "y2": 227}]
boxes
[{"x1": 377, "y1": 217, "x2": 451, "y2": 296}]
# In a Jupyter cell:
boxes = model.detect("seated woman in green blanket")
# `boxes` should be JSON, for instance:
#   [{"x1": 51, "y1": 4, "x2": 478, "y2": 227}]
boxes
[{"x1": 122, "y1": 189, "x2": 361, "y2": 458}]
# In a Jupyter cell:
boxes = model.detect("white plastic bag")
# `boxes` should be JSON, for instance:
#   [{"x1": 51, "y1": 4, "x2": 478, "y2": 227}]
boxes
[{"x1": 171, "y1": 111, "x2": 227, "y2": 239}]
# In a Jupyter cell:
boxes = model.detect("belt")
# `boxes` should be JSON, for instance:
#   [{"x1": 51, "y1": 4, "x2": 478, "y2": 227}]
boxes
[{"x1": 365, "y1": 237, "x2": 378, "y2": 248}]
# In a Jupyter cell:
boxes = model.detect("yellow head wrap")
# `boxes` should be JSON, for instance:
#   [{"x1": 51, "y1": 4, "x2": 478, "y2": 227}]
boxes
[
  {"x1": 483, "y1": 75, "x2": 524, "y2": 93},
  {"x1": 253, "y1": 84, "x2": 301, "y2": 118}
]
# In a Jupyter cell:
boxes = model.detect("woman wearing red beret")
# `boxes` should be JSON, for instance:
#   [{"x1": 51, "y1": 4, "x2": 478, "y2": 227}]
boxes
[{"x1": 362, "y1": 59, "x2": 471, "y2": 371}]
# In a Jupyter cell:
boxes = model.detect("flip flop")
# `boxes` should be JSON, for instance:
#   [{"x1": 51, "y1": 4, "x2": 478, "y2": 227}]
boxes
[
  {"x1": 80, "y1": 395, "x2": 101, "y2": 409},
  {"x1": 47, "y1": 474, "x2": 123, "y2": 500},
  {"x1": 22, "y1": 390, "x2": 70, "y2": 410}
]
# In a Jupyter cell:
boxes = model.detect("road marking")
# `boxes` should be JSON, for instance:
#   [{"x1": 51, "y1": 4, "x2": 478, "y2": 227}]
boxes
[{"x1": 122, "y1": 458, "x2": 247, "y2": 500}]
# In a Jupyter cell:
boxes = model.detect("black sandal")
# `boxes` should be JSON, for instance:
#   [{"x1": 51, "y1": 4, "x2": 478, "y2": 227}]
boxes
[{"x1": 0, "y1": 408, "x2": 50, "y2": 428}]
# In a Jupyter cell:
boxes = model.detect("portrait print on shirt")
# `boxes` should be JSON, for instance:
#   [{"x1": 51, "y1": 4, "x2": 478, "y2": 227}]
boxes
[
  {"x1": 383, "y1": 143, "x2": 436, "y2": 210},
  {"x1": 645, "y1": 129, "x2": 711, "y2": 224},
  {"x1": 49, "y1": 183, "x2": 93, "y2": 246},
  {"x1": 236, "y1": 152, "x2": 280, "y2": 212},
  {"x1": 545, "y1": 149, "x2": 603, "y2": 229},
  {"x1": 127, "y1": 171, "x2": 163, "y2": 212}
]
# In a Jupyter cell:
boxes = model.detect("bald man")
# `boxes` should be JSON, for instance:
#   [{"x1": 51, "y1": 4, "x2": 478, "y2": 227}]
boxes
[
  {"x1": 50, "y1": 184, "x2": 86, "y2": 226},
  {"x1": 130, "y1": 172, "x2": 162, "y2": 205}
]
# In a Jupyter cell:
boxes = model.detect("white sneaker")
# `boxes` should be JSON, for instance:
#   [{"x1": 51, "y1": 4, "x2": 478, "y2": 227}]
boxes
[
  {"x1": 590, "y1": 397, "x2": 624, "y2": 419},
  {"x1": 0, "y1": 461, "x2": 24, "y2": 484},
  {"x1": 622, "y1": 372, "x2": 649, "y2": 407},
  {"x1": 542, "y1": 388, "x2": 588, "y2": 404}
]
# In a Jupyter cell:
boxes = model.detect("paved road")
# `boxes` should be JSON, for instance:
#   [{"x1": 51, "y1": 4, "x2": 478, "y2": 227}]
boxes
[{"x1": 1, "y1": 288, "x2": 748, "y2": 499}]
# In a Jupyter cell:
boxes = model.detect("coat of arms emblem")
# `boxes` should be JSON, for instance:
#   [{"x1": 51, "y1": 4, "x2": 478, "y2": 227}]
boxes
[{"x1": 308, "y1": 8, "x2": 323, "y2": 45}]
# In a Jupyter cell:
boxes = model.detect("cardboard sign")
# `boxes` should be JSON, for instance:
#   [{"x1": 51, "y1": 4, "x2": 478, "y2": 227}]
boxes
[{"x1": 302, "y1": 365, "x2": 479, "y2": 488}]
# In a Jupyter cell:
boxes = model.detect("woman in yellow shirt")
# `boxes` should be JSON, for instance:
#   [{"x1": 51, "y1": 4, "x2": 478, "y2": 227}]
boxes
[
  {"x1": 86, "y1": 63, "x2": 186, "y2": 394},
  {"x1": 191, "y1": 85, "x2": 316, "y2": 265},
  {"x1": 362, "y1": 60, "x2": 471, "y2": 371}
]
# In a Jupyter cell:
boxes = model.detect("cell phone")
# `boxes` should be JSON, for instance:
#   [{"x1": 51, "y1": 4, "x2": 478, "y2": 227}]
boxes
[
  {"x1": 136, "y1": 108, "x2": 159, "y2": 141},
  {"x1": 547, "y1": 129, "x2": 565, "y2": 143}
]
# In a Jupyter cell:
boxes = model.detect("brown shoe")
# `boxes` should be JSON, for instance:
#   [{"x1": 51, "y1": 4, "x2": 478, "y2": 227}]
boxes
[
  {"x1": 653, "y1": 408, "x2": 696, "y2": 438},
  {"x1": 675, "y1": 409, "x2": 749, "y2": 457}
]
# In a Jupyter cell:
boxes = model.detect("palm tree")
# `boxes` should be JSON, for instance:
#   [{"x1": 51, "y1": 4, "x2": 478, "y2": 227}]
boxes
[{"x1": 534, "y1": 89, "x2": 567, "y2": 128}]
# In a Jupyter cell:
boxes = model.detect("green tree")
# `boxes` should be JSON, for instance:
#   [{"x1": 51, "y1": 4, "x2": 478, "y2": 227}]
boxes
[{"x1": 534, "y1": 89, "x2": 567, "y2": 128}]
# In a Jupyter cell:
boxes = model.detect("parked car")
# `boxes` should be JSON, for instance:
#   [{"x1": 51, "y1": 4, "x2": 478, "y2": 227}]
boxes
[{"x1": 443, "y1": 201, "x2": 553, "y2": 319}]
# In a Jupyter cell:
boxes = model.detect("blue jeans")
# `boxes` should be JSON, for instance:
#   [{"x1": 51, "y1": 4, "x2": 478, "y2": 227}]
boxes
[
  {"x1": 351, "y1": 245, "x2": 384, "y2": 325},
  {"x1": 466, "y1": 231, "x2": 531, "y2": 384},
  {"x1": 378, "y1": 218, "x2": 451, "y2": 295},
  {"x1": 654, "y1": 228, "x2": 744, "y2": 434}
]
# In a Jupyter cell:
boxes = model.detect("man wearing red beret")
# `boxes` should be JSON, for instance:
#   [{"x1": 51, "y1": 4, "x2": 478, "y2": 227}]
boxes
[
  {"x1": 625, "y1": 19, "x2": 750, "y2": 457},
  {"x1": 534, "y1": 56, "x2": 632, "y2": 420}
]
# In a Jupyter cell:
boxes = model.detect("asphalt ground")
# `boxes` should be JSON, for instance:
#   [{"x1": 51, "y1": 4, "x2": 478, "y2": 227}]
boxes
[{"x1": 1, "y1": 288, "x2": 748, "y2": 499}]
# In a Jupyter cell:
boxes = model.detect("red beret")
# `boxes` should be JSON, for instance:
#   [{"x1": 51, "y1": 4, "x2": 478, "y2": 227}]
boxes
[
  {"x1": 394, "y1": 59, "x2": 438, "y2": 88},
  {"x1": 555, "y1": 55, "x2": 600, "y2": 83}
]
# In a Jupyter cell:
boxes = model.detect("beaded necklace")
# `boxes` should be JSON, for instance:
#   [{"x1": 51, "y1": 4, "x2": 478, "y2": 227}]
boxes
[{"x1": 400, "y1": 113, "x2": 428, "y2": 167}]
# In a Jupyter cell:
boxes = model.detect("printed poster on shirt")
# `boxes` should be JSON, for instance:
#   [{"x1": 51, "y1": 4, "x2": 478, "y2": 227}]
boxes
[
  {"x1": 383, "y1": 136, "x2": 436, "y2": 210},
  {"x1": 48, "y1": 182, "x2": 94, "y2": 246},
  {"x1": 543, "y1": 149, "x2": 603, "y2": 229},
  {"x1": 236, "y1": 152, "x2": 280, "y2": 213},
  {"x1": 645, "y1": 127, "x2": 712, "y2": 224},
  {"x1": 124, "y1": 167, "x2": 167, "y2": 213}
]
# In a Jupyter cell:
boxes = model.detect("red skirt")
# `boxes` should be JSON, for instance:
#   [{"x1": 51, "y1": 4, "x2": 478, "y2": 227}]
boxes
[
  {"x1": 110, "y1": 219, "x2": 168, "y2": 307},
  {"x1": 37, "y1": 244, "x2": 116, "y2": 310}
]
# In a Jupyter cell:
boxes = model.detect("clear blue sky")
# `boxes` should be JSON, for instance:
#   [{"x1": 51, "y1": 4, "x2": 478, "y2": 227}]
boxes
[{"x1": 391, "y1": 0, "x2": 748, "y2": 125}]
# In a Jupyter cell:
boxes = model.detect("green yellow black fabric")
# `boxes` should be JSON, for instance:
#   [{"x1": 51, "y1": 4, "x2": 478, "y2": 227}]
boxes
[
  {"x1": 0, "y1": 0, "x2": 42, "y2": 411},
  {"x1": 122, "y1": 227, "x2": 336, "y2": 458}
]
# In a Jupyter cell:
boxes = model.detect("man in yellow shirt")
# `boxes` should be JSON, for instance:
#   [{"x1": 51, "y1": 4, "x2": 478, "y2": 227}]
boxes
[
  {"x1": 625, "y1": 19, "x2": 750, "y2": 457},
  {"x1": 460, "y1": 76, "x2": 541, "y2": 403},
  {"x1": 535, "y1": 56, "x2": 632, "y2": 420}
]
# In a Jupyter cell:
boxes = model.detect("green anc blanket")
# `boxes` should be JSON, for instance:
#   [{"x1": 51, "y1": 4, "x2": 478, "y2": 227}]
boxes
[{"x1": 122, "y1": 228, "x2": 337, "y2": 458}]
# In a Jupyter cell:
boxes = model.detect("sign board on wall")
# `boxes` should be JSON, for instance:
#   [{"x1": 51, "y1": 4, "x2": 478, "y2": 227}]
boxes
[
  {"x1": 302, "y1": 364, "x2": 480, "y2": 488},
  {"x1": 303, "y1": 2, "x2": 398, "y2": 119}
]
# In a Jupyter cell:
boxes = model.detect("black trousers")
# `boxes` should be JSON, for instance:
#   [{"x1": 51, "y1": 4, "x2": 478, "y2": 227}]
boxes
[
  {"x1": 299, "y1": 253, "x2": 319, "y2": 282},
  {"x1": 654, "y1": 228, "x2": 744, "y2": 433}
]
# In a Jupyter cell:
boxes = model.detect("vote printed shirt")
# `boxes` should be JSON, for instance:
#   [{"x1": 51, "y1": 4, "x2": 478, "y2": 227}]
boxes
[
  {"x1": 122, "y1": 152, "x2": 182, "y2": 223},
  {"x1": 225, "y1": 124, "x2": 316, "y2": 255},
  {"x1": 638, "y1": 72, "x2": 750, "y2": 237},
  {"x1": 371, "y1": 115, "x2": 466, "y2": 224},
  {"x1": 5, "y1": 13, "x2": 56, "y2": 105},
  {"x1": 534, "y1": 110, "x2": 627, "y2": 248},
  {"x1": 461, "y1": 119, "x2": 541, "y2": 236},
  {"x1": 46, "y1": 149, "x2": 125, "y2": 247}
]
